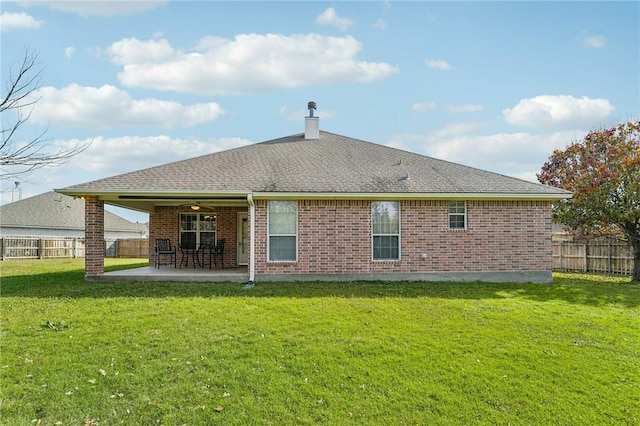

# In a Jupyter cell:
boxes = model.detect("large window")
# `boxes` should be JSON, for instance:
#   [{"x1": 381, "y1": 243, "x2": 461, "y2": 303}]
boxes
[
  {"x1": 372, "y1": 201, "x2": 400, "y2": 260},
  {"x1": 268, "y1": 201, "x2": 297, "y2": 261},
  {"x1": 180, "y1": 213, "x2": 217, "y2": 249},
  {"x1": 449, "y1": 201, "x2": 467, "y2": 229}
]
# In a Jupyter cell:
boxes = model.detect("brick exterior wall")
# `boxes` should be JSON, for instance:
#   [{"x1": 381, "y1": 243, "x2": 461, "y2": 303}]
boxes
[
  {"x1": 148, "y1": 199, "x2": 553, "y2": 276},
  {"x1": 84, "y1": 196, "x2": 105, "y2": 276},
  {"x1": 150, "y1": 206, "x2": 245, "y2": 268},
  {"x1": 252, "y1": 199, "x2": 553, "y2": 275}
]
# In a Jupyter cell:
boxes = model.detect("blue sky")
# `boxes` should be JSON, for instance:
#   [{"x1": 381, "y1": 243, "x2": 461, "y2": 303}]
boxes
[{"x1": 1, "y1": 1, "x2": 638, "y2": 223}]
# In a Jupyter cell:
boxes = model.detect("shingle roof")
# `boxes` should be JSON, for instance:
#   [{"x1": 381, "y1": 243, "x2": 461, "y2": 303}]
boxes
[
  {"x1": 58, "y1": 131, "x2": 570, "y2": 197},
  {"x1": 0, "y1": 191, "x2": 148, "y2": 232}
]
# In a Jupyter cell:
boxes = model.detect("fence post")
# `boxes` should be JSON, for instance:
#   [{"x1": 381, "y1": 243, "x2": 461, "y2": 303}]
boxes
[
  {"x1": 583, "y1": 242, "x2": 588, "y2": 272},
  {"x1": 0, "y1": 237, "x2": 4, "y2": 260},
  {"x1": 607, "y1": 240, "x2": 612, "y2": 274},
  {"x1": 38, "y1": 238, "x2": 43, "y2": 259},
  {"x1": 559, "y1": 241, "x2": 564, "y2": 270}
]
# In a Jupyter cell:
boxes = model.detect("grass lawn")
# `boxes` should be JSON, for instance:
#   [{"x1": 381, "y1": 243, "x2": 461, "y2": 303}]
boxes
[{"x1": 1, "y1": 259, "x2": 638, "y2": 425}]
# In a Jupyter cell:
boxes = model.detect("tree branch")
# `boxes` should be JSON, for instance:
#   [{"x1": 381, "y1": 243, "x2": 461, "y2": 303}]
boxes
[{"x1": 1, "y1": 48, "x2": 90, "y2": 179}]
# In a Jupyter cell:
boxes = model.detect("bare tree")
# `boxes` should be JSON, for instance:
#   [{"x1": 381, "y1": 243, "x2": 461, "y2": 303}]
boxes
[{"x1": 1, "y1": 49, "x2": 89, "y2": 180}]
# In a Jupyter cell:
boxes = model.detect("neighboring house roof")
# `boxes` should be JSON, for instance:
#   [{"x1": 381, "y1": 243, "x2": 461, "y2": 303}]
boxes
[
  {"x1": 58, "y1": 131, "x2": 571, "y2": 202},
  {"x1": 0, "y1": 191, "x2": 148, "y2": 234},
  {"x1": 552, "y1": 223, "x2": 569, "y2": 234}
]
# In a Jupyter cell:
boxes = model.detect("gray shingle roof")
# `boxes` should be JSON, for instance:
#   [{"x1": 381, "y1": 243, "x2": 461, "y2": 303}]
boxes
[
  {"x1": 0, "y1": 192, "x2": 147, "y2": 232},
  {"x1": 58, "y1": 131, "x2": 570, "y2": 197}
]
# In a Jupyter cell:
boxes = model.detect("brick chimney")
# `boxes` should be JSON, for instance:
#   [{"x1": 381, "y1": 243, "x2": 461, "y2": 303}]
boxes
[{"x1": 305, "y1": 101, "x2": 319, "y2": 140}]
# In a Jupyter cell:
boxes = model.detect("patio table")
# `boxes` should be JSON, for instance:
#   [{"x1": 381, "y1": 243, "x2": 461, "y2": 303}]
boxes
[{"x1": 179, "y1": 245, "x2": 202, "y2": 268}]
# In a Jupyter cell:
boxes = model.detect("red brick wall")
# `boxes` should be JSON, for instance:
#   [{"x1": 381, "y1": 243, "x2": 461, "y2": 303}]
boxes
[
  {"x1": 398, "y1": 200, "x2": 552, "y2": 273},
  {"x1": 149, "y1": 200, "x2": 553, "y2": 275},
  {"x1": 252, "y1": 199, "x2": 553, "y2": 275},
  {"x1": 149, "y1": 206, "x2": 245, "y2": 267},
  {"x1": 84, "y1": 196, "x2": 104, "y2": 276}
]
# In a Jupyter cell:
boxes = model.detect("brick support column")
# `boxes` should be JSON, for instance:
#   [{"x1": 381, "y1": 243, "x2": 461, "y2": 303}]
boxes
[{"x1": 85, "y1": 196, "x2": 105, "y2": 277}]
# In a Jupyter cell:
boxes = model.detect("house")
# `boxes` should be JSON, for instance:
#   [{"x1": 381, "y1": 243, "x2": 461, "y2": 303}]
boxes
[
  {"x1": 0, "y1": 191, "x2": 147, "y2": 239},
  {"x1": 56, "y1": 103, "x2": 571, "y2": 283},
  {"x1": 551, "y1": 223, "x2": 573, "y2": 242}
]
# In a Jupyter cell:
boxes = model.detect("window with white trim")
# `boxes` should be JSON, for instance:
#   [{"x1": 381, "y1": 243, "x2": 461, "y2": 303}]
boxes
[
  {"x1": 372, "y1": 201, "x2": 400, "y2": 260},
  {"x1": 268, "y1": 200, "x2": 297, "y2": 261},
  {"x1": 448, "y1": 201, "x2": 467, "y2": 229},
  {"x1": 180, "y1": 213, "x2": 217, "y2": 249}
]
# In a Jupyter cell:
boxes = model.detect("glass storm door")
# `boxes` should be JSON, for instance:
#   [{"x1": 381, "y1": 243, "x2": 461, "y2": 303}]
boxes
[{"x1": 237, "y1": 213, "x2": 248, "y2": 265}]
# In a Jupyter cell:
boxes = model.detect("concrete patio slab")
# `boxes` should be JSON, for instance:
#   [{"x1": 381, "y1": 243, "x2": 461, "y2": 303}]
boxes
[{"x1": 92, "y1": 266, "x2": 250, "y2": 283}]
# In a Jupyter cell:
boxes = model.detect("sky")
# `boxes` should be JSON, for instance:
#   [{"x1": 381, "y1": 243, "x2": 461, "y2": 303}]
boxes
[{"x1": 1, "y1": 0, "x2": 638, "y2": 223}]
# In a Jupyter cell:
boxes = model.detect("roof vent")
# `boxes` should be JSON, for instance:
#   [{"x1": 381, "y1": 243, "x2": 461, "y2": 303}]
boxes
[
  {"x1": 305, "y1": 101, "x2": 319, "y2": 140},
  {"x1": 308, "y1": 101, "x2": 316, "y2": 117}
]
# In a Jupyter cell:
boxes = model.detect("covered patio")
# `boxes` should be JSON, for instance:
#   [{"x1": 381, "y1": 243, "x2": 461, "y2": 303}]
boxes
[{"x1": 67, "y1": 193, "x2": 256, "y2": 281}]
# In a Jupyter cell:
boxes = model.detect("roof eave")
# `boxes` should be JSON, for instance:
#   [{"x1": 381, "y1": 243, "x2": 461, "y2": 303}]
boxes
[
  {"x1": 54, "y1": 189, "x2": 571, "y2": 206},
  {"x1": 54, "y1": 189, "x2": 251, "y2": 198},
  {"x1": 251, "y1": 191, "x2": 572, "y2": 201},
  {"x1": 54, "y1": 189, "x2": 252, "y2": 212}
]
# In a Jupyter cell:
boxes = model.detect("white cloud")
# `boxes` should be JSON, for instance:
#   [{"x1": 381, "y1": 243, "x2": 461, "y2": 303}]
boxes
[
  {"x1": 503, "y1": 95, "x2": 615, "y2": 128},
  {"x1": 426, "y1": 121, "x2": 490, "y2": 139},
  {"x1": 26, "y1": 84, "x2": 224, "y2": 128},
  {"x1": 0, "y1": 12, "x2": 41, "y2": 31},
  {"x1": 54, "y1": 135, "x2": 251, "y2": 175},
  {"x1": 315, "y1": 7, "x2": 354, "y2": 31},
  {"x1": 425, "y1": 59, "x2": 454, "y2": 71},
  {"x1": 390, "y1": 124, "x2": 585, "y2": 182},
  {"x1": 373, "y1": 18, "x2": 388, "y2": 30},
  {"x1": 447, "y1": 104, "x2": 485, "y2": 113},
  {"x1": 107, "y1": 38, "x2": 177, "y2": 65},
  {"x1": 412, "y1": 102, "x2": 437, "y2": 113},
  {"x1": 109, "y1": 34, "x2": 398, "y2": 95},
  {"x1": 583, "y1": 35, "x2": 606, "y2": 48},
  {"x1": 16, "y1": 1, "x2": 167, "y2": 17},
  {"x1": 194, "y1": 35, "x2": 230, "y2": 51},
  {"x1": 64, "y1": 46, "x2": 76, "y2": 58}
]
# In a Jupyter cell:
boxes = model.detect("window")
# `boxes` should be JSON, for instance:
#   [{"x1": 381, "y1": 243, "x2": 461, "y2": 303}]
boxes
[
  {"x1": 268, "y1": 201, "x2": 297, "y2": 261},
  {"x1": 180, "y1": 213, "x2": 217, "y2": 248},
  {"x1": 449, "y1": 201, "x2": 467, "y2": 229},
  {"x1": 372, "y1": 201, "x2": 400, "y2": 260}
]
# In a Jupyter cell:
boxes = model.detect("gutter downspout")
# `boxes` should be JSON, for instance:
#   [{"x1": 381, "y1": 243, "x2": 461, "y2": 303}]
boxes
[{"x1": 247, "y1": 193, "x2": 256, "y2": 282}]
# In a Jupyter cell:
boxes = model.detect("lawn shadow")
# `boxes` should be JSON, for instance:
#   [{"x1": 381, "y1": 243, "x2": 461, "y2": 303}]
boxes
[{"x1": 2, "y1": 269, "x2": 638, "y2": 309}]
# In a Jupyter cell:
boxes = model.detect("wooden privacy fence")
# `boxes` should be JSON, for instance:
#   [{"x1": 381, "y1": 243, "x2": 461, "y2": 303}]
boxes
[
  {"x1": 2, "y1": 235, "x2": 633, "y2": 273},
  {"x1": 553, "y1": 239, "x2": 634, "y2": 275},
  {"x1": 0, "y1": 236, "x2": 148, "y2": 260},
  {"x1": 110, "y1": 238, "x2": 149, "y2": 258},
  {"x1": 0, "y1": 236, "x2": 85, "y2": 259}
]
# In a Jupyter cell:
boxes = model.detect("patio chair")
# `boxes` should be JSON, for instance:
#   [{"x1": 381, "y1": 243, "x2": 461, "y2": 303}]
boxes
[
  {"x1": 178, "y1": 233, "x2": 201, "y2": 268},
  {"x1": 155, "y1": 238, "x2": 176, "y2": 268},
  {"x1": 205, "y1": 238, "x2": 225, "y2": 269}
]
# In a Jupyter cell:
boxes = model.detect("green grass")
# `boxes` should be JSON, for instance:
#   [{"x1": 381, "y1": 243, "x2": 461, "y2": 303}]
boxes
[{"x1": 1, "y1": 259, "x2": 638, "y2": 425}]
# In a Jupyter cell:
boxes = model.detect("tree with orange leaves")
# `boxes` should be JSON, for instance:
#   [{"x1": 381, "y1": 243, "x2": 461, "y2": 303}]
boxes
[{"x1": 538, "y1": 120, "x2": 640, "y2": 282}]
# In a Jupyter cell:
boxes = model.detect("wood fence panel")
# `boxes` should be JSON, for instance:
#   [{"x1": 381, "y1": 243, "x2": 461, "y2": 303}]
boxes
[
  {"x1": 0, "y1": 236, "x2": 142, "y2": 259},
  {"x1": 42, "y1": 237, "x2": 76, "y2": 258},
  {"x1": 553, "y1": 239, "x2": 634, "y2": 275},
  {"x1": 1, "y1": 237, "x2": 40, "y2": 259},
  {"x1": 553, "y1": 242, "x2": 586, "y2": 272},
  {"x1": 116, "y1": 238, "x2": 149, "y2": 258}
]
